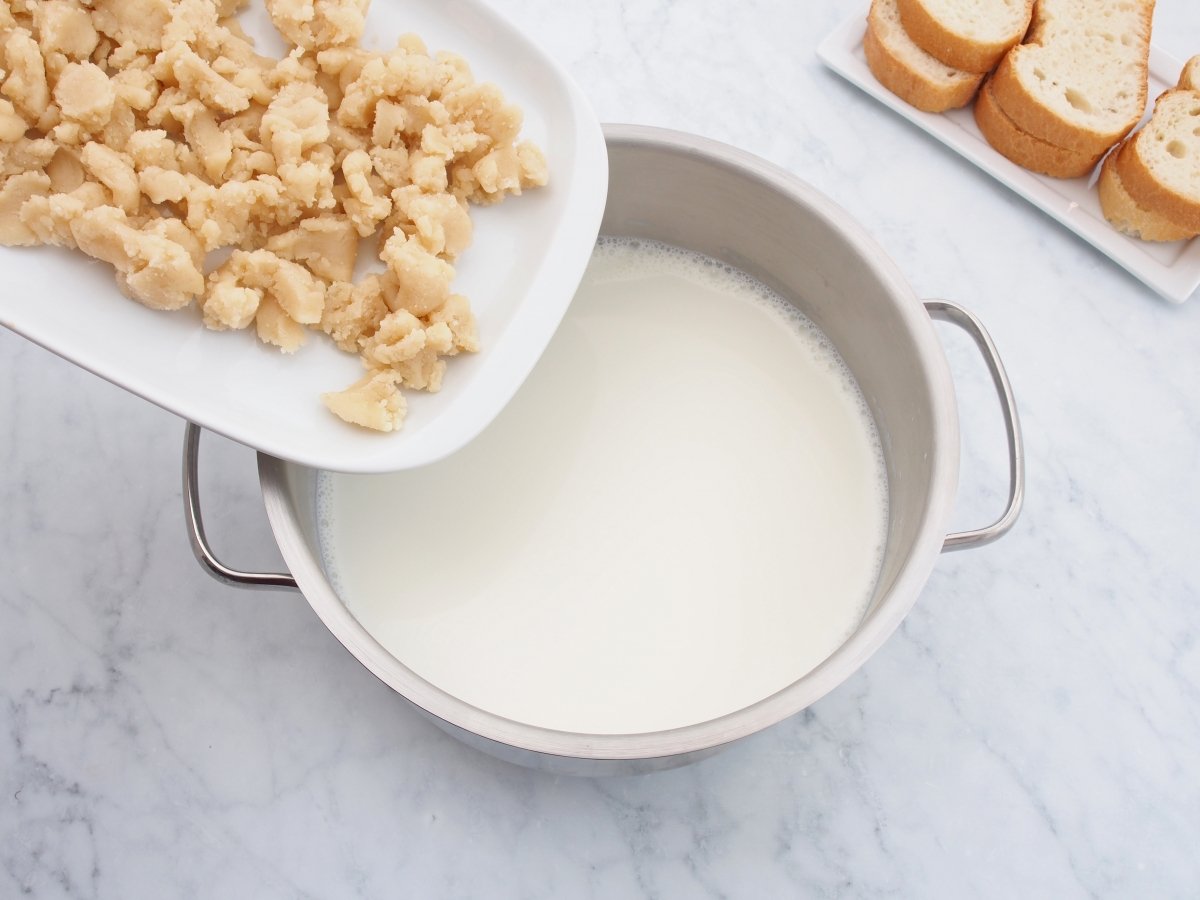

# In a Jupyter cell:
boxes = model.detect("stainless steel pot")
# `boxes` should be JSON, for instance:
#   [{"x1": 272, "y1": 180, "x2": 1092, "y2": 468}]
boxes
[{"x1": 182, "y1": 125, "x2": 1024, "y2": 776}]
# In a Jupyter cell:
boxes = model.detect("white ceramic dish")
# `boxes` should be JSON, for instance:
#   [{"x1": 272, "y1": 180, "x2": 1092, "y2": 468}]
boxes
[
  {"x1": 0, "y1": 0, "x2": 608, "y2": 473},
  {"x1": 817, "y1": 12, "x2": 1199, "y2": 304}
]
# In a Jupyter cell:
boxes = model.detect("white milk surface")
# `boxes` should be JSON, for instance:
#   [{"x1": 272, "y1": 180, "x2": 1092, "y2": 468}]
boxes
[{"x1": 318, "y1": 239, "x2": 888, "y2": 735}]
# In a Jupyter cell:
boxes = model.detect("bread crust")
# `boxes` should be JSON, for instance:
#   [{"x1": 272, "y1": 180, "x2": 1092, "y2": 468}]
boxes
[
  {"x1": 974, "y1": 80, "x2": 1100, "y2": 178},
  {"x1": 986, "y1": 1, "x2": 1153, "y2": 156},
  {"x1": 1098, "y1": 149, "x2": 1196, "y2": 242},
  {"x1": 1114, "y1": 103, "x2": 1200, "y2": 232},
  {"x1": 863, "y1": 9, "x2": 982, "y2": 113},
  {"x1": 895, "y1": 0, "x2": 1032, "y2": 74}
]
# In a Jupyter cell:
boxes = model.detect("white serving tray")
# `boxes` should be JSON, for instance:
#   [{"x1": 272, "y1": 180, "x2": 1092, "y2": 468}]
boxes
[
  {"x1": 817, "y1": 11, "x2": 1199, "y2": 304},
  {"x1": 0, "y1": 0, "x2": 608, "y2": 473}
]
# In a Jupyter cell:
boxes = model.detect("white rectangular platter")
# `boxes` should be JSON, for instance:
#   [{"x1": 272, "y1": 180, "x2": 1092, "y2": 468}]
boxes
[{"x1": 817, "y1": 11, "x2": 1199, "y2": 304}]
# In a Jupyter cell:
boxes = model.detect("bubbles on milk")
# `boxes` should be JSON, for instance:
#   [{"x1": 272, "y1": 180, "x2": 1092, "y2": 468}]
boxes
[{"x1": 315, "y1": 474, "x2": 346, "y2": 598}]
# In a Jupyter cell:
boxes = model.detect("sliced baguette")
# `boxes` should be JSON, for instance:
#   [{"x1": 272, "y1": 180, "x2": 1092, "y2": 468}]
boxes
[
  {"x1": 896, "y1": 0, "x2": 1033, "y2": 74},
  {"x1": 1113, "y1": 84, "x2": 1200, "y2": 232},
  {"x1": 1179, "y1": 55, "x2": 1200, "y2": 92},
  {"x1": 1098, "y1": 149, "x2": 1195, "y2": 241},
  {"x1": 974, "y1": 79, "x2": 1101, "y2": 177},
  {"x1": 987, "y1": 0, "x2": 1154, "y2": 157},
  {"x1": 864, "y1": 0, "x2": 984, "y2": 113}
]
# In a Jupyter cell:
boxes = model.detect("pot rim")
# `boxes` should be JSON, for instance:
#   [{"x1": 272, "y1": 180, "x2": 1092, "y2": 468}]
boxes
[{"x1": 258, "y1": 124, "x2": 960, "y2": 762}]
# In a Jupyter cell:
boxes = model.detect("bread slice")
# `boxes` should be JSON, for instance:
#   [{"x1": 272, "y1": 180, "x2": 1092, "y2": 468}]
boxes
[
  {"x1": 1098, "y1": 149, "x2": 1195, "y2": 241},
  {"x1": 864, "y1": 0, "x2": 984, "y2": 113},
  {"x1": 1113, "y1": 85, "x2": 1200, "y2": 232},
  {"x1": 1179, "y1": 55, "x2": 1200, "y2": 92},
  {"x1": 975, "y1": 79, "x2": 1101, "y2": 177},
  {"x1": 896, "y1": 0, "x2": 1033, "y2": 74},
  {"x1": 987, "y1": 0, "x2": 1154, "y2": 157}
]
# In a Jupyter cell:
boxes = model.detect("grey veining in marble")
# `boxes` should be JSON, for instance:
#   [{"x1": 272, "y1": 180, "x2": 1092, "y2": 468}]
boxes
[{"x1": 3, "y1": 0, "x2": 1200, "y2": 897}]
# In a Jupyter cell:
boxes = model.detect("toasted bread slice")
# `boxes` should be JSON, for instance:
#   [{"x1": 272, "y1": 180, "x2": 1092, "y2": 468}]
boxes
[
  {"x1": 896, "y1": 0, "x2": 1033, "y2": 74},
  {"x1": 1113, "y1": 84, "x2": 1200, "y2": 232},
  {"x1": 975, "y1": 79, "x2": 1101, "y2": 177},
  {"x1": 864, "y1": 0, "x2": 984, "y2": 113},
  {"x1": 988, "y1": 0, "x2": 1154, "y2": 157},
  {"x1": 1179, "y1": 55, "x2": 1200, "y2": 92},
  {"x1": 1098, "y1": 149, "x2": 1195, "y2": 241}
]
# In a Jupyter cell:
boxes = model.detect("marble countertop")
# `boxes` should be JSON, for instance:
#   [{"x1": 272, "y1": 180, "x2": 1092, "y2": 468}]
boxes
[{"x1": 4, "y1": 1, "x2": 1200, "y2": 896}]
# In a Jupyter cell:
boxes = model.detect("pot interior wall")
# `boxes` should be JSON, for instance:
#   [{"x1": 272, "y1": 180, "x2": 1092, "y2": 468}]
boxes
[{"x1": 283, "y1": 463, "x2": 321, "y2": 564}]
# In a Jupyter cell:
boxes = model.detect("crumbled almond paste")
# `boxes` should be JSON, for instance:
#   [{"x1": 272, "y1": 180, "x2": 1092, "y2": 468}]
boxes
[{"x1": 0, "y1": 0, "x2": 548, "y2": 431}]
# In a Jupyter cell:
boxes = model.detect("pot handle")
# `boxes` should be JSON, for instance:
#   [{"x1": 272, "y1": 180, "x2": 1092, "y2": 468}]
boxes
[
  {"x1": 924, "y1": 300, "x2": 1025, "y2": 553},
  {"x1": 182, "y1": 422, "x2": 299, "y2": 591}
]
